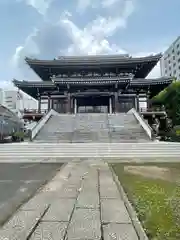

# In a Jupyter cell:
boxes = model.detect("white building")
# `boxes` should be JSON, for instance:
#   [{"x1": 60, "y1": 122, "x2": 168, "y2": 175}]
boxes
[
  {"x1": 0, "y1": 89, "x2": 37, "y2": 114},
  {"x1": 160, "y1": 36, "x2": 180, "y2": 79},
  {"x1": 0, "y1": 88, "x2": 3, "y2": 105},
  {"x1": 3, "y1": 90, "x2": 18, "y2": 111}
]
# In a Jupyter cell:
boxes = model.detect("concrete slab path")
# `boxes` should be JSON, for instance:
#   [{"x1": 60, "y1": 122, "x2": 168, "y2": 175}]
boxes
[{"x1": 0, "y1": 160, "x2": 143, "y2": 240}]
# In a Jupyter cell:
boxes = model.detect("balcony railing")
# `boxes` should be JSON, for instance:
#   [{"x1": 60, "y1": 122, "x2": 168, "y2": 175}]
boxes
[{"x1": 23, "y1": 109, "x2": 47, "y2": 114}]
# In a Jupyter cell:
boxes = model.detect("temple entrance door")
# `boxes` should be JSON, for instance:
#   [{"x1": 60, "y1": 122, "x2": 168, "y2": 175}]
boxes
[
  {"x1": 118, "y1": 97, "x2": 135, "y2": 112},
  {"x1": 75, "y1": 96, "x2": 109, "y2": 113},
  {"x1": 52, "y1": 99, "x2": 66, "y2": 113},
  {"x1": 78, "y1": 106, "x2": 108, "y2": 113}
]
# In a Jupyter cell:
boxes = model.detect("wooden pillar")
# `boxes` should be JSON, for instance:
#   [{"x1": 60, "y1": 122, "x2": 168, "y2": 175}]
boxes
[
  {"x1": 68, "y1": 93, "x2": 71, "y2": 113},
  {"x1": 136, "y1": 93, "x2": 139, "y2": 112},
  {"x1": 109, "y1": 97, "x2": 112, "y2": 114},
  {"x1": 38, "y1": 96, "x2": 41, "y2": 113},
  {"x1": 114, "y1": 91, "x2": 118, "y2": 113},
  {"x1": 65, "y1": 92, "x2": 71, "y2": 113},
  {"x1": 51, "y1": 98, "x2": 53, "y2": 110},
  {"x1": 134, "y1": 96, "x2": 137, "y2": 110},
  {"x1": 107, "y1": 103, "x2": 109, "y2": 113},
  {"x1": 48, "y1": 96, "x2": 51, "y2": 111},
  {"x1": 146, "y1": 92, "x2": 150, "y2": 110},
  {"x1": 74, "y1": 99, "x2": 77, "y2": 114},
  {"x1": 70, "y1": 98, "x2": 74, "y2": 113}
]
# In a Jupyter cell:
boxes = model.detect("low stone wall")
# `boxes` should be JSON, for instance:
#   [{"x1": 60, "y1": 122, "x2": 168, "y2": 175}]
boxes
[
  {"x1": 31, "y1": 109, "x2": 59, "y2": 140},
  {"x1": 128, "y1": 108, "x2": 153, "y2": 140}
]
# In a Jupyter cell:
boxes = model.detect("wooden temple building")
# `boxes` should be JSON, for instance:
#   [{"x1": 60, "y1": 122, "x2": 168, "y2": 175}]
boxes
[{"x1": 13, "y1": 54, "x2": 173, "y2": 114}]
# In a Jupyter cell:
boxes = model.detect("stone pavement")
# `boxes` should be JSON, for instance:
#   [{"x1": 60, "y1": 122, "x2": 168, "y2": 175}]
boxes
[{"x1": 0, "y1": 160, "x2": 142, "y2": 240}]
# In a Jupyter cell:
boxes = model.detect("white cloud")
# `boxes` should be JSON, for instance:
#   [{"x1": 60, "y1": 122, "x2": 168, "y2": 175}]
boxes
[
  {"x1": 12, "y1": 0, "x2": 134, "y2": 69},
  {"x1": 12, "y1": 0, "x2": 162, "y2": 80},
  {"x1": 77, "y1": 0, "x2": 134, "y2": 13},
  {"x1": 12, "y1": 29, "x2": 40, "y2": 69},
  {"x1": 121, "y1": 0, "x2": 134, "y2": 19},
  {"x1": 77, "y1": 0, "x2": 93, "y2": 12},
  {"x1": 0, "y1": 81, "x2": 17, "y2": 90},
  {"x1": 17, "y1": 0, "x2": 53, "y2": 15},
  {"x1": 102, "y1": 0, "x2": 119, "y2": 7},
  {"x1": 60, "y1": 0, "x2": 134, "y2": 55}
]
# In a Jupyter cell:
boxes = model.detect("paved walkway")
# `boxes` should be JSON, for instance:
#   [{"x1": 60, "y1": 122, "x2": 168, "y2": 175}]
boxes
[{"x1": 0, "y1": 160, "x2": 139, "y2": 240}]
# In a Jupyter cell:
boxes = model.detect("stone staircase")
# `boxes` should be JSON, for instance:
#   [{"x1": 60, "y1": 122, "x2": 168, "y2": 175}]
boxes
[
  {"x1": 1, "y1": 111, "x2": 180, "y2": 160},
  {"x1": 34, "y1": 112, "x2": 150, "y2": 143},
  {"x1": 72, "y1": 114, "x2": 109, "y2": 143},
  {"x1": 34, "y1": 115, "x2": 74, "y2": 143},
  {"x1": 108, "y1": 113, "x2": 150, "y2": 142}
]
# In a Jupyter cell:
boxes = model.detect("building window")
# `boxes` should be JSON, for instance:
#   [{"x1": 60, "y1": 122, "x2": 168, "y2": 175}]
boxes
[
  {"x1": 178, "y1": 51, "x2": 180, "y2": 55},
  {"x1": 173, "y1": 55, "x2": 175, "y2": 60},
  {"x1": 174, "y1": 70, "x2": 176, "y2": 75},
  {"x1": 168, "y1": 60, "x2": 171, "y2": 64},
  {"x1": 177, "y1": 44, "x2": 179, "y2": 48},
  {"x1": 172, "y1": 49, "x2": 175, "y2": 53},
  {"x1": 178, "y1": 58, "x2": 180, "y2": 63},
  {"x1": 173, "y1": 63, "x2": 176, "y2": 67}
]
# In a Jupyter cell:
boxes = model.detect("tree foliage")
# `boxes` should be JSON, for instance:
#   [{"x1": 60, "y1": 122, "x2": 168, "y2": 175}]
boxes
[{"x1": 152, "y1": 79, "x2": 180, "y2": 125}]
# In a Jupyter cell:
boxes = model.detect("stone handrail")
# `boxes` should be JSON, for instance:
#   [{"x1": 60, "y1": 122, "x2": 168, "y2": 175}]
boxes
[
  {"x1": 128, "y1": 108, "x2": 153, "y2": 139},
  {"x1": 31, "y1": 109, "x2": 59, "y2": 140}
]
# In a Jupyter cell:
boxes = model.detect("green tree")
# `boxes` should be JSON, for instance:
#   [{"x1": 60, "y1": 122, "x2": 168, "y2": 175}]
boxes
[{"x1": 152, "y1": 79, "x2": 180, "y2": 125}]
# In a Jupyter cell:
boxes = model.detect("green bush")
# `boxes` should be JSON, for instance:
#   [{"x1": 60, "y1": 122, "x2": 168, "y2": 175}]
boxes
[{"x1": 12, "y1": 131, "x2": 25, "y2": 141}]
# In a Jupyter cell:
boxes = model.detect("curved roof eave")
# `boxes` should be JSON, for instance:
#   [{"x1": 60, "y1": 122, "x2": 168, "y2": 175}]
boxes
[{"x1": 25, "y1": 53, "x2": 162, "y2": 66}]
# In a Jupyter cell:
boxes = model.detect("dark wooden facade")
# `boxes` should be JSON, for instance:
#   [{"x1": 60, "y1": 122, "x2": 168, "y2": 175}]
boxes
[{"x1": 13, "y1": 54, "x2": 173, "y2": 113}]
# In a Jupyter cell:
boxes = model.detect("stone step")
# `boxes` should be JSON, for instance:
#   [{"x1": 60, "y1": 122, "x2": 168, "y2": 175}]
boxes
[
  {"x1": 1, "y1": 143, "x2": 180, "y2": 159},
  {"x1": 0, "y1": 153, "x2": 180, "y2": 159},
  {"x1": 2, "y1": 142, "x2": 179, "y2": 147},
  {"x1": 34, "y1": 112, "x2": 150, "y2": 143}
]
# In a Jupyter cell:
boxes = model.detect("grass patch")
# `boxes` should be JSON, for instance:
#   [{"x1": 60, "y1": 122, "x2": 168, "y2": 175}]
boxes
[{"x1": 112, "y1": 163, "x2": 180, "y2": 240}]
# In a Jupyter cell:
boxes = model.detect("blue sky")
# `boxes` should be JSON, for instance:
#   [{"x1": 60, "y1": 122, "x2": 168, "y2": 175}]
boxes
[{"x1": 0, "y1": 0, "x2": 179, "y2": 89}]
